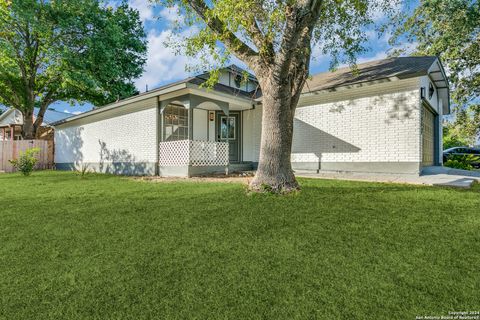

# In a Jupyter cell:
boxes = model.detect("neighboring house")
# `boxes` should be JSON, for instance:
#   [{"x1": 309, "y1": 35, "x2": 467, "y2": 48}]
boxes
[
  {"x1": 53, "y1": 56, "x2": 450, "y2": 176},
  {"x1": 0, "y1": 108, "x2": 72, "y2": 141}
]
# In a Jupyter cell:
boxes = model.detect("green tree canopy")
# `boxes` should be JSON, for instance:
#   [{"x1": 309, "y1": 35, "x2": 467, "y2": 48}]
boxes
[
  {"x1": 390, "y1": 0, "x2": 480, "y2": 146},
  {"x1": 443, "y1": 105, "x2": 480, "y2": 148},
  {"x1": 0, "y1": 0, "x2": 147, "y2": 138},
  {"x1": 391, "y1": 0, "x2": 479, "y2": 106}
]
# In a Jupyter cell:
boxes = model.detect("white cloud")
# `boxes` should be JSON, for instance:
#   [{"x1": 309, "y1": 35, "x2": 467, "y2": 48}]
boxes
[
  {"x1": 356, "y1": 51, "x2": 388, "y2": 64},
  {"x1": 158, "y1": 5, "x2": 181, "y2": 24},
  {"x1": 335, "y1": 51, "x2": 388, "y2": 69},
  {"x1": 63, "y1": 109, "x2": 82, "y2": 115},
  {"x1": 310, "y1": 43, "x2": 329, "y2": 67},
  {"x1": 128, "y1": 0, "x2": 155, "y2": 22},
  {"x1": 107, "y1": 0, "x2": 154, "y2": 22},
  {"x1": 369, "y1": 2, "x2": 401, "y2": 23},
  {"x1": 134, "y1": 27, "x2": 201, "y2": 90}
]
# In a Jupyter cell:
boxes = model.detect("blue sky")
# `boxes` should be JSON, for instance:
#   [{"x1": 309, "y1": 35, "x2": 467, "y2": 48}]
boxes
[{"x1": 47, "y1": 1, "x2": 412, "y2": 115}]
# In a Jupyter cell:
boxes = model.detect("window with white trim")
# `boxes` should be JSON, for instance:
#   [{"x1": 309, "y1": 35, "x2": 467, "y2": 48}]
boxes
[{"x1": 163, "y1": 104, "x2": 188, "y2": 141}]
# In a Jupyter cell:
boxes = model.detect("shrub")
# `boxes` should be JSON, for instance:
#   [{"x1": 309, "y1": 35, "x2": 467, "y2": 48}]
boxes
[
  {"x1": 444, "y1": 154, "x2": 479, "y2": 171},
  {"x1": 77, "y1": 163, "x2": 91, "y2": 178},
  {"x1": 444, "y1": 159, "x2": 473, "y2": 170},
  {"x1": 9, "y1": 148, "x2": 41, "y2": 176}
]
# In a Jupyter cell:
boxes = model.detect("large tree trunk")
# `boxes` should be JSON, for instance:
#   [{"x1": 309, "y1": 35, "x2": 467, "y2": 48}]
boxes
[
  {"x1": 249, "y1": 77, "x2": 300, "y2": 193},
  {"x1": 22, "y1": 109, "x2": 35, "y2": 140}
]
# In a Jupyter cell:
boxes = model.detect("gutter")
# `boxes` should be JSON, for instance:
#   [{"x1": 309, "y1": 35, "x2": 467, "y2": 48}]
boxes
[
  {"x1": 51, "y1": 82, "x2": 189, "y2": 126},
  {"x1": 52, "y1": 83, "x2": 258, "y2": 127}
]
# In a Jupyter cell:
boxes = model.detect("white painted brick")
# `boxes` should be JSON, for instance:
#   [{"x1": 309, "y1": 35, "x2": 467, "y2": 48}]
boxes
[
  {"x1": 292, "y1": 88, "x2": 421, "y2": 163},
  {"x1": 55, "y1": 107, "x2": 157, "y2": 165}
]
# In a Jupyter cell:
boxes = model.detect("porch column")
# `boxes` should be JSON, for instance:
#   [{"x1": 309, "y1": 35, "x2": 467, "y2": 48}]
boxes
[{"x1": 10, "y1": 125, "x2": 14, "y2": 141}]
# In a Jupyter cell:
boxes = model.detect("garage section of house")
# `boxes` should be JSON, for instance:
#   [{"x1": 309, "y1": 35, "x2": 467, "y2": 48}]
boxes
[
  {"x1": 53, "y1": 57, "x2": 449, "y2": 177},
  {"x1": 292, "y1": 56, "x2": 449, "y2": 174}
]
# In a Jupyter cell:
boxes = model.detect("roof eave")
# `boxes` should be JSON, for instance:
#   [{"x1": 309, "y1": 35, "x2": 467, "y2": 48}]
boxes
[
  {"x1": 301, "y1": 74, "x2": 421, "y2": 97},
  {"x1": 51, "y1": 82, "x2": 189, "y2": 126},
  {"x1": 432, "y1": 57, "x2": 451, "y2": 114},
  {"x1": 0, "y1": 108, "x2": 15, "y2": 123}
]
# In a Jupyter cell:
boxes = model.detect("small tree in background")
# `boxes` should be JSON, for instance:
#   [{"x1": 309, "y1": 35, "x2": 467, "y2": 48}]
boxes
[
  {"x1": 0, "y1": 0, "x2": 147, "y2": 139},
  {"x1": 390, "y1": 0, "x2": 480, "y2": 147},
  {"x1": 155, "y1": 0, "x2": 398, "y2": 193},
  {"x1": 443, "y1": 105, "x2": 480, "y2": 149}
]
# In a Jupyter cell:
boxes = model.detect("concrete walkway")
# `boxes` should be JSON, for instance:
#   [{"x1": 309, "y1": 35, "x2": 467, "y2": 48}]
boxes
[{"x1": 295, "y1": 166, "x2": 480, "y2": 188}]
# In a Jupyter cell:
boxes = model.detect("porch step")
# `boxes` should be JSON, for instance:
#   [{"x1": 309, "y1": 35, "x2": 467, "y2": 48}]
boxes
[{"x1": 229, "y1": 162, "x2": 253, "y2": 172}]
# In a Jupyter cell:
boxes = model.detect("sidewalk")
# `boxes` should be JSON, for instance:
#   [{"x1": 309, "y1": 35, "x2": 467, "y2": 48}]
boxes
[{"x1": 295, "y1": 166, "x2": 480, "y2": 188}]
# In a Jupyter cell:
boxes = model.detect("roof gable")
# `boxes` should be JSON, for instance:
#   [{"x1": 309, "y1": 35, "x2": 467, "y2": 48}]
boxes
[
  {"x1": 0, "y1": 109, "x2": 22, "y2": 126},
  {"x1": 0, "y1": 108, "x2": 72, "y2": 127}
]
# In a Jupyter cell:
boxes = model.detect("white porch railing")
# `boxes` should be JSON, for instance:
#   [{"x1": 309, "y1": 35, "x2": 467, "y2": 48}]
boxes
[{"x1": 159, "y1": 140, "x2": 229, "y2": 167}]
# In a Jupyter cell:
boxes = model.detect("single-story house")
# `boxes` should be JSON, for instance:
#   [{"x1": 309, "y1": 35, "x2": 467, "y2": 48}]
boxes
[
  {"x1": 53, "y1": 56, "x2": 450, "y2": 176},
  {"x1": 0, "y1": 108, "x2": 72, "y2": 141}
]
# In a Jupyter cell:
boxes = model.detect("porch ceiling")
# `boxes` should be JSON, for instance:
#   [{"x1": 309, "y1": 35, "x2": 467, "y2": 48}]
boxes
[{"x1": 159, "y1": 93, "x2": 254, "y2": 116}]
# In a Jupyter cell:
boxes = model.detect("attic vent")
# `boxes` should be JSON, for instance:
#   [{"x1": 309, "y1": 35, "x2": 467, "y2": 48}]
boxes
[
  {"x1": 234, "y1": 74, "x2": 242, "y2": 88},
  {"x1": 428, "y1": 82, "x2": 435, "y2": 99}
]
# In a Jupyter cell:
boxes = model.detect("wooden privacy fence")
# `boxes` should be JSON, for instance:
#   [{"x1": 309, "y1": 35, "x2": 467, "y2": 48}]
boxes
[{"x1": 0, "y1": 140, "x2": 54, "y2": 173}]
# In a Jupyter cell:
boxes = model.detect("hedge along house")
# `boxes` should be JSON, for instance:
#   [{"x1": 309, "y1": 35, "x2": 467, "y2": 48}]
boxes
[{"x1": 53, "y1": 56, "x2": 449, "y2": 176}]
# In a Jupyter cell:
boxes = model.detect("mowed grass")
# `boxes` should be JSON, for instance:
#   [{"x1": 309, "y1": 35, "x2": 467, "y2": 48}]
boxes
[{"x1": 0, "y1": 171, "x2": 479, "y2": 320}]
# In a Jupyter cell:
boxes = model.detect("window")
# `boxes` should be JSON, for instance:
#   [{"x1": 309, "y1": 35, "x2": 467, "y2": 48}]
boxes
[
  {"x1": 163, "y1": 104, "x2": 188, "y2": 141},
  {"x1": 220, "y1": 116, "x2": 235, "y2": 140},
  {"x1": 234, "y1": 74, "x2": 242, "y2": 88}
]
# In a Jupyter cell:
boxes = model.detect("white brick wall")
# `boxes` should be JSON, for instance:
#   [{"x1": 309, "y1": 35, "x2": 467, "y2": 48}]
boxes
[
  {"x1": 246, "y1": 78, "x2": 422, "y2": 168},
  {"x1": 55, "y1": 107, "x2": 157, "y2": 166},
  {"x1": 292, "y1": 89, "x2": 421, "y2": 164}
]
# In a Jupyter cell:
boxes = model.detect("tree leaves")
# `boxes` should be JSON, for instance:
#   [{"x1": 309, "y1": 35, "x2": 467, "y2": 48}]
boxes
[
  {"x1": 391, "y1": 0, "x2": 480, "y2": 106},
  {"x1": 0, "y1": 0, "x2": 147, "y2": 137},
  {"x1": 155, "y1": 0, "x2": 398, "y2": 81}
]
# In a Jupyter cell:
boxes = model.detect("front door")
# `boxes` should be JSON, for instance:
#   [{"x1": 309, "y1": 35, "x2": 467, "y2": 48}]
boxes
[{"x1": 217, "y1": 112, "x2": 240, "y2": 163}]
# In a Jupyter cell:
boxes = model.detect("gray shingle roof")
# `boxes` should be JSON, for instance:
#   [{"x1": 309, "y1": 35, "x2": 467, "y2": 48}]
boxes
[
  {"x1": 303, "y1": 56, "x2": 438, "y2": 93},
  {"x1": 187, "y1": 76, "x2": 260, "y2": 100},
  {"x1": 34, "y1": 108, "x2": 72, "y2": 125}
]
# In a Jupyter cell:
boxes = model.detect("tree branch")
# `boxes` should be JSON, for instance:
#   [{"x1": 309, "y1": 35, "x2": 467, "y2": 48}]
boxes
[
  {"x1": 275, "y1": 1, "x2": 322, "y2": 78},
  {"x1": 33, "y1": 91, "x2": 55, "y2": 130},
  {"x1": 187, "y1": 0, "x2": 261, "y2": 69},
  {"x1": 243, "y1": 3, "x2": 275, "y2": 62}
]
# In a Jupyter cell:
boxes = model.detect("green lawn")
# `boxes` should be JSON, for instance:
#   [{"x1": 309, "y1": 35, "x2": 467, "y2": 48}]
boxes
[{"x1": 0, "y1": 171, "x2": 479, "y2": 320}]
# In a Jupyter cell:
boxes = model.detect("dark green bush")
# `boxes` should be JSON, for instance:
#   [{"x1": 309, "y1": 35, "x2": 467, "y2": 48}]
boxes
[{"x1": 444, "y1": 154, "x2": 479, "y2": 171}]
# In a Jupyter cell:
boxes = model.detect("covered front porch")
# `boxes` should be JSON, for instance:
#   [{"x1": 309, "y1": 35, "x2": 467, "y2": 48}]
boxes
[
  {"x1": 0, "y1": 125, "x2": 22, "y2": 141},
  {"x1": 157, "y1": 93, "x2": 254, "y2": 177}
]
